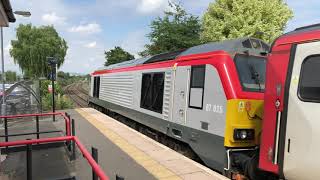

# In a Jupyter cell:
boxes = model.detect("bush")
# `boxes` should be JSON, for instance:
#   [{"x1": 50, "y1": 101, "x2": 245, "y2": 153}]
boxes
[{"x1": 42, "y1": 93, "x2": 74, "y2": 111}]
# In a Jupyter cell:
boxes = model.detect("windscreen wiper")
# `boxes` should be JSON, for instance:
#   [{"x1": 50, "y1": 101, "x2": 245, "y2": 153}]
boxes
[{"x1": 249, "y1": 64, "x2": 262, "y2": 91}]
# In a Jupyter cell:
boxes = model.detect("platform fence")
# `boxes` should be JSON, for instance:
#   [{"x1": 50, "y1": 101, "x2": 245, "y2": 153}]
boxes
[{"x1": 0, "y1": 112, "x2": 109, "y2": 180}]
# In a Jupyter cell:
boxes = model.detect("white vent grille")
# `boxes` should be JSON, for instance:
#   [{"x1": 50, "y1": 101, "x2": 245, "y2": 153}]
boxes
[
  {"x1": 163, "y1": 71, "x2": 172, "y2": 120},
  {"x1": 100, "y1": 74, "x2": 134, "y2": 108}
]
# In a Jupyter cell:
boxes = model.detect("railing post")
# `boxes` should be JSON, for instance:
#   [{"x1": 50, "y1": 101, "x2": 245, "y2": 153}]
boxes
[
  {"x1": 116, "y1": 175, "x2": 125, "y2": 180},
  {"x1": 36, "y1": 116, "x2": 40, "y2": 139},
  {"x1": 27, "y1": 144, "x2": 32, "y2": 180},
  {"x1": 67, "y1": 114, "x2": 71, "y2": 136},
  {"x1": 4, "y1": 118, "x2": 8, "y2": 142},
  {"x1": 72, "y1": 119, "x2": 75, "y2": 136},
  {"x1": 71, "y1": 119, "x2": 76, "y2": 160},
  {"x1": 64, "y1": 112, "x2": 68, "y2": 136},
  {"x1": 65, "y1": 112, "x2": 71, "y2": 151},
  {"x1": 92, "y1": 147, "x2": 98, "y2": 180}
]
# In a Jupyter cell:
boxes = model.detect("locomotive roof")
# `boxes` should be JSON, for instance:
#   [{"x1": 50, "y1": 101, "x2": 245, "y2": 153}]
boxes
[
  {"x1": 101, "y1": 37, "x2": 269, "y2": 70},
  {"x1": 285, "y1": 23, "x2": 320, "y2": 36},
  {"x1": 178, "y1": 37, "x2": 269, "y2": 57}
]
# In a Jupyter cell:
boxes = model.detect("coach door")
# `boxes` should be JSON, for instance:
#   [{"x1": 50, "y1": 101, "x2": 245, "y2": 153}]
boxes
[
  {"x1": 282, "y1": 41, "x2": 320, "y2": 179},
  {"x1": 172, "y1": 66, "x2": 190, "y2": 125}
]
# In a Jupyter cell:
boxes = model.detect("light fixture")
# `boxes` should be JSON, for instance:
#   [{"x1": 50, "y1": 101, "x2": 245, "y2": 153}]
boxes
[
  {"x1": 233, "y1": 129, "x2": 255, "y2": 141},
  {"x1": 14, "y1": 11, "x2": 31, "y2": 17}
]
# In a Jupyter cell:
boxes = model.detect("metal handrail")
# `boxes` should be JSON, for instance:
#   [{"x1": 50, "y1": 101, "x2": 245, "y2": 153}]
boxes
[
  {"x1": 0, "y1": 136, "x2": 109, "y2": 180},
  {"x1": 0, "y1": 112, "x2": 71, "y2": 136}
]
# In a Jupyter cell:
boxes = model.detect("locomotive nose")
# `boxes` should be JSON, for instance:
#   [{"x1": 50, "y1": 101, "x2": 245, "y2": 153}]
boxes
[{"x1": 224, "y1": 99, "x2": 263, "y2": 148}]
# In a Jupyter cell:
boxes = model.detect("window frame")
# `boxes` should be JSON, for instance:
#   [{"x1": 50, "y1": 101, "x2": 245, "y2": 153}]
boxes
[
  {"x1": 140, "y1": 72, "x2": 165, "y2": 114},
  {"x1": 188, "y1": 65, "x2": 206, "y2": 109},
  {"x1": 297, "y1": 54, "x2": 320, "y2": 103},
  {"x1": 234, "y1": 53, "x2": 267, "y2": 93}
]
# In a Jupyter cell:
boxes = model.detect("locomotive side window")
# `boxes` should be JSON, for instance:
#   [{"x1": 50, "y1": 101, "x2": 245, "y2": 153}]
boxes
[
  {"x1": 93, "y1": 76, "x2": 100, "y2": 98},
  {"x1": 189, "y1": 65, "x2": 206, "y2": 109},
  {"x1": 140, "y1": 72, "x2": 165, "y2": 113},
  {"x1": 298, "y1": 55, "x2": 320, "y2": 102}
]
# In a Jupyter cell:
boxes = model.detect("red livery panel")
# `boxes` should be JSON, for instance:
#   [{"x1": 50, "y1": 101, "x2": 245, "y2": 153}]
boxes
[{"x1": 93, "y1": 51, "x2": 263, "y2": 100}]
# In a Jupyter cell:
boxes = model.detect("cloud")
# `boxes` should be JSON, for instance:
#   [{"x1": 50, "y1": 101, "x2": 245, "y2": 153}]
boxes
[
  {"x1": 68, "y1": 23, "x2": 102, "y2": 34},
  {"x1": 137, "y1": 0, "x2": 169, "y2": 14},
  {"x1": 84, "y1": 41, "x2": 97, "y2": 48},
  {"x1": 42, "y1": 12, "x2": 66, "y2": 25},
  {"x1": 89, "y1": 57, "x2": 95, "y2": 62},
  {"x1": 4, "y1": 44, "x2": 12, "y2": 52},
  {"x1": 285, "y1": 0, "x2": 320, "y2": 32},
  {"x1": 120, "y1": 30, "x2": 148, "y2": 58}
]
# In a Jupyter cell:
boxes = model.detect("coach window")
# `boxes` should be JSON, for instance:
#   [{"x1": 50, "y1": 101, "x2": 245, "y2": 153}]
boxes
[
  {"x1": 140, "y1": 72, "x2": 165, "y2": 113},
  {"x1": 93, "y1": 76, "x2": 100, "y2": 98},
  {"x1": 189, "y1": 65, "x2": 206, "y2": 109},
  {"x1": 298, "y1": 55, "x2": 320, "y2": 102}
]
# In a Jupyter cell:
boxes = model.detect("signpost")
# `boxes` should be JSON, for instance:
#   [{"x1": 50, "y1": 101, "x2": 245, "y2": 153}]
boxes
[{"x1": 47, "y1": 57, "x2": 57, "y2": 122}]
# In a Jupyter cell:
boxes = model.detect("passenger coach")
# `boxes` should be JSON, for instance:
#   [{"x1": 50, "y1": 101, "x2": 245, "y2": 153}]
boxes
[
  {"x1": 259, "y1": 24, "x2": 320, "y2": 180},
  {"x1": 89, "y1": 38, "x2": 269, "y2": 176}
]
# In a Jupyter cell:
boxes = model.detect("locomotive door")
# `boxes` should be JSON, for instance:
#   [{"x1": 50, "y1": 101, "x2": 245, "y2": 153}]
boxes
[
  {"x1": 172, "y1": 66, "x2": 190, "y2": 125},
  {"x1": 282, "y1": 41, "x2": 320, "y2": 179}
]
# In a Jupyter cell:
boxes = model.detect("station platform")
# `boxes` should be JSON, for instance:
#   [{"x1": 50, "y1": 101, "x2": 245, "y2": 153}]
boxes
[
  {"x1": 70, "y1": 108, "x2": 227, "y2": 180},
  {"x1": 0, "y1": 108, "x2": 228, "y2": 180}
]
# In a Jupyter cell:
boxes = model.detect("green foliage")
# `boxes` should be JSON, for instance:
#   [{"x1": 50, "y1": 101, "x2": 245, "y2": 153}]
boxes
[
  {"x1": 104, "y1": 46, "x2": 134, "y2": 66},
  {"x1": 40, "y1": 80, "x2": 74, "y2": 110},
  {"x1": 42, "y1": 93, "x2": 73, "y2": 110},
  {"x1": 201, "y1": 0, "x2": 293, "y2": 43},
  {"x1": 57, "y1": 71, "x2": 88, "y2": 87},
  {"x1": 0, "y1": 71, "x2": 18, "y2": 83},
  {"x1": 57, "y1": 71, "x2": 70, "y2": 79},
  {"x1": 140, "y1": 2, "x2": 201, "y2": 56},
  {"x1": 10, "y1": 24, "x2": 68, "y2": 78},
  {"x1": 40, "y1": 80, "x2": 63, "y2": 97}
]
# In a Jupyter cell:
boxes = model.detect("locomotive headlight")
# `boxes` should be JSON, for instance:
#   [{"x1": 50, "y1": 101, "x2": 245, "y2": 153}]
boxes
[
  {"x1": 233, "y1": 129, "x2": 255, "y2": 141},
  {"x1": 240, "y1": 130, "x2": 247, "y2": 139}
]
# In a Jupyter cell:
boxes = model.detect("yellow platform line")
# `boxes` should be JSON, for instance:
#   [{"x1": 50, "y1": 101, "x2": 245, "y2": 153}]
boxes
[{"x1": 75, "y1": 108, "x2": 182, "y2": 180}]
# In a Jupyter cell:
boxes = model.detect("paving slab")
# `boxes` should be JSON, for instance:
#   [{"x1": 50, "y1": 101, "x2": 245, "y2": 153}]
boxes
[
  {"x1": 73, "y1": 108, "x2": 228, "y2": 180},
  {"x1": 64, "y1": 109, "x2": 156, "y2": 180}
]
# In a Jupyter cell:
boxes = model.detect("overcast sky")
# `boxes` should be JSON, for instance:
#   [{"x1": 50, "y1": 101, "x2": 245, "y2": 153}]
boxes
[{"x1": 3, "y1": 0, "x2": 320, "y2": 74}]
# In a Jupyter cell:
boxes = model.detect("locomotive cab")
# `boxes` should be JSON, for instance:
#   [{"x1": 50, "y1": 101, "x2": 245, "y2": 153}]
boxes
[{"x1": 223, "y1": 47, "x2": 268, "y2": 179}]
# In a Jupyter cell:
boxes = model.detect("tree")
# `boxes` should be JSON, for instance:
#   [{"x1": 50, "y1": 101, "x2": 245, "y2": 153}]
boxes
[
  {"x1": 0, "y1": 71, "x2": 17, "y2": 83},
  {"x1": 57, "y1": 71, "x2": 70, "y2": 80},
  {"x1": 10, "y1": 24, "x2": 68, "y2": 78},
  {"x1": 201, "y1": 0, "x2": 293, "y2": 43},
  {"x1": 140, "y1": 2, "x2": 201, "y2": 56},
  {"x1": 5, "y1": 71, "x2": 17, "y2": 83},
  {"x1": 104, "y1": 46, "x2": 134, "y2": 66}
]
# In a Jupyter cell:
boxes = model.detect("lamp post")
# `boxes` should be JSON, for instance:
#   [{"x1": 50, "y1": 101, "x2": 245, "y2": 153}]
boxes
[{"x1": 1, "y1": 11, "x2": 31, "y2": 117}]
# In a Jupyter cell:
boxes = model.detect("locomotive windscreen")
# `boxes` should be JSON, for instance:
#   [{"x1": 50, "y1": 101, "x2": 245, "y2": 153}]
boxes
[{"x1": 234, "y1": 54, "x2": 266, "y2": 92}]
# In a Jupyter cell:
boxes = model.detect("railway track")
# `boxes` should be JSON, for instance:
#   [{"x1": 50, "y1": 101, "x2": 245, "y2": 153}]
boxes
[{"x1": 65, "y1": 82, "x2": 89, "y2": 108}]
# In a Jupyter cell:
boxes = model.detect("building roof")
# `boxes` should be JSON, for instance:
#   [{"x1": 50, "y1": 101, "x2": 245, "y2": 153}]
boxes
[{"x1": 1, "y1": 0, "x2": 15, "y2": 23}]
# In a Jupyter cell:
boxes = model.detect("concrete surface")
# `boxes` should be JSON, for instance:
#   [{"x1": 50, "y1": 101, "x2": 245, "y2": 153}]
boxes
[
  {"x1": 74, "y1": 108, "x2": 228, "y2": 180},
  {"x1": 0, "y1": 108, "x2": 228, "y2": 180}
]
